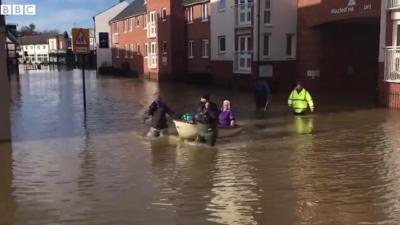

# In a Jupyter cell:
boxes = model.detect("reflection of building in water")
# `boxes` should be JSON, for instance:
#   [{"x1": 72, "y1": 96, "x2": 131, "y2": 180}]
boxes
[
  {"x1": 206, "y1": 150, "x2": 261, "y2": 225},
  {"x1": 0, "y1": 143, "x2": 16, "y2": 225}
]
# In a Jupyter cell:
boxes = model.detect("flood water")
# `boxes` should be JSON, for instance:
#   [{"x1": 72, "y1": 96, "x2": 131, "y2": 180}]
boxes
[{"x1": 2, "y1": 69, "x2": 400, "y2": 225}]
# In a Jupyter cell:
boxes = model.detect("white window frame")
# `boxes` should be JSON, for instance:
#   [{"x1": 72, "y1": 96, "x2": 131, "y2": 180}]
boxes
[
  {"x1": 129, "y1": 18, "x2": 133, "y2": 31},
  {"x1": 263, "y1": 33, "x2": 271, "y2": 58},
  {"x1": 137, "y1": 43, "x2": 141, "y2": 55},
  {"x1": 219, "y1": 0, "x2": 226, "y2": 11},
  {"x1": 125, "y1": 44, "x2": 129, "y2": 58},
  {"x1": 149, "y1": 42, "x2": 157, "y2": 68},
  {"x1": 161, "y1": 8, "x2": 167, "y2": 21},
  {"x1": 162, "y1": 41, "x2": 167, "y2": 55},
  {"x1": 148, "y1": 11, "x2": 157, "y2": 38},
  {"x1": 201, "y1": 4, "x2": 208, "y2": 22},
  {"x1": 115, "y1": 44, "x2": 120, "y2": 58},
  {"x1": 238, "y1": 35, "x2": 252, "y2": 72},
  {"x1": 136, "y1": 16, "x2": 140, "y2": 27},
  {"x1": 188, "y1": 40, "x2": 194, "y2": 58},
  {"x1": 218, "y1": 36, "x2": 226, "y2": 54},
  {"x1": 286, "y1": 33, "x2": 296, "y2": 58},
  {"x1": 144, "y1": 43, "x2": 149, "y2": 57},
  {"x1": 264, "y1": 0, "x2": 272, "y2": 26},
  {"x1": 130, "y1": 44, "x2": 134, "y2": 58},
  {"x1": 186, "y1": 7, "x2": 193, "y2": 24},
  {"x1": 123, "y1": 20, "x2": 127, "y2": 33},
  {"x1": 143, "y1": 14, "x2": 147, "y2": 29},
  {"x1": 202, "y1": 39, "x2": 209, "y2": 58},
  {"x1": 238, "y1": 0, "x2": 253, "y2": 26}
]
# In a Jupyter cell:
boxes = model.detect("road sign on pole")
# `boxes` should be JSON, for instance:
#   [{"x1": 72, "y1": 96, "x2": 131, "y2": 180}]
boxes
[
  {"x1": 72, "y1": 28, "x2": 90, "y2": 118},
  {"x1": 72, "y1": 28, "x2": 90, "y2": 54}
]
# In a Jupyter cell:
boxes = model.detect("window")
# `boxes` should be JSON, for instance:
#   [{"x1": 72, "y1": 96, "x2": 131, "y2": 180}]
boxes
[
  {"x1": 219, "y1": 0, "x2": 226, "y2": 11},
  {"x1": 397, "y1": 24, "x2": 400, "y2": 46},
  {"x1": 125, "y1": 44, "x2": 129, "y2": 58},
  {"x1": 186, "y1": 7, "x2": 193, "y2": 23},
  {"x1": 129, "y1": 18, "x2": 133, "y2": 31},
  {"x1": 144, "y1": 43, "x2": 149, "y2": 57},
  {"x1": 201, "y1": 4, "x2": 208, "y2": 21},
  {"x1": 263, "y1": 33, "x2": 271, "y2": 57},
  {"x1": 188, "y1": 40, "x2": 194, "y2": 58},
  {"x1": 149, "y1": 42, "x2": 157, "y2": 68},
  {"x1": 218, "y1": 36, "x2": 226, "y2": 53},
  {"x1": 161, "y1": 8, "x2": 167, "y2": 21},
  {"x1": 137, "y1": 43, "x2": 141, "y2": 54},
  {"x1": 143, "y1": 14, "x2": 147, "y2": 28},
  {"x1": 148, "y1": 11, "x2": 157, "y2": 38},
  {"x1": 130, "y1": 44, "x2": 134, "y2": 58},
  {"x1": 115, "y1": 45, "x2": 120, "y2": 58},
  {"x1": 264, "y1": 0, "x2": 271, "y2": 25},
  {"x1": 202, "y1": 39, "x2": 209, "y2": 58},
  {"x1": 136, "y1": 16, "x2": 140, "y2": 27},
  {"x1": 37, "y1": 45, "x2": 40, "y2": 49},
  {"x1": 162, "y1": 41, "x2": 167, "y2": 55},
  {"x1": 31, "y1": 46, "x2": 33, "y2": 50},
  {"x1": 286, "y1": 34, "x2": 295, "y2": 57}
]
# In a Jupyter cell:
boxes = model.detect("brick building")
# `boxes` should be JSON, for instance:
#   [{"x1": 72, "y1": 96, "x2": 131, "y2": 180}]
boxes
[{"x1": 381, "y1": 0, "x2": 400, "y2": 108}]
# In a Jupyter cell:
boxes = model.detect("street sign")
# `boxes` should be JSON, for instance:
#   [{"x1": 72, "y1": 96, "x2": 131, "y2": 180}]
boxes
[{"x1": 72, "y1": 28, "x2": 90, "y2": 54}]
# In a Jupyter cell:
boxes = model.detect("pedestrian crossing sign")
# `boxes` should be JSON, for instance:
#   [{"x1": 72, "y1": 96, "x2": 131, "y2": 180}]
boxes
[{"x1": 72, "y1": 28, "x2": 90, "y2": 54}]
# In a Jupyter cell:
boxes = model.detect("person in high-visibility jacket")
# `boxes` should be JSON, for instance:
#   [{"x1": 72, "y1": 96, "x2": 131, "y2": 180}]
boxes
[{"x1": 288, "y1": 82, "x2": 314, "y2": 114}]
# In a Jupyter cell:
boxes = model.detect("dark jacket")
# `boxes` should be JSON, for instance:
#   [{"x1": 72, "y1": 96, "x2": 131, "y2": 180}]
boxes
[
  {"x1": 196, "y1": 101, "x2": 219, "y2": 127},
  {"x1": 146, "y1": 101, "x2": 176, "y2": 129}
]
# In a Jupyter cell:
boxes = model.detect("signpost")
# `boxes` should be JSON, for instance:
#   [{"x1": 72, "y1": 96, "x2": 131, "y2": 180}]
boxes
[{"x1": 72, "y1": 28, "x2": 90, "y2": 116}]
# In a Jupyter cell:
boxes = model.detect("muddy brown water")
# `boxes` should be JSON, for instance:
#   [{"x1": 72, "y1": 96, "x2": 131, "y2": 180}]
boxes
[{"x1": 1, "y1": 69, "x2": 400, "y2": 225}]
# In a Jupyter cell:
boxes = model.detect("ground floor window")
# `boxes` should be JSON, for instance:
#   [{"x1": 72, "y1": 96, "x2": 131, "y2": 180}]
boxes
[
  {"x1": 263, "y1": 33, "x2": 271, "y2": 57},
  {"x1": 286, "y1": 34, "x2": 295, "y2": 58},
  {"x1": 202, "y1": 39, "x2": 209, "y2": 58},
  {"x1": 115, "y1": 45, "x2": 120, "y2": 58},
  {"x1": 162, "y1": 41, "x2": 167, "y2": 55},
  {"x1": 149, "y1": 42, "x2": 157, "y2": 68},
  {"x1": 218, "y1": 36, "x2": 226, "y2": 53},
  {"x1": 188, "y1": 40, "x2": 194, "y2": 58}
]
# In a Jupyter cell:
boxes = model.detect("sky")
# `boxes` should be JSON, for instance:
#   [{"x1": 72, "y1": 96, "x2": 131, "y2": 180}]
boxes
[{"x1": 3, "y1": 0, "x2": 132, "y2": 33}]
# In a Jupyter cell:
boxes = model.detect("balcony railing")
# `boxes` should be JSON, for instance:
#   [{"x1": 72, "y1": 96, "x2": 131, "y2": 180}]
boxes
[
  {"x1": 384, "y1": 47, "x2": 400, "y2": 82},
  {"x1": 233, "y1": 51, "x2": 253, "y2": 74},
  {"x1": 388, "y1": 0, "x2": 400, "y2": 9},
  {"x1": 234, "y1": 3, "x2": 254, "y2": 27},
  {"x1": 112, "y1": 33, "x2": 119, "y2": 44}
]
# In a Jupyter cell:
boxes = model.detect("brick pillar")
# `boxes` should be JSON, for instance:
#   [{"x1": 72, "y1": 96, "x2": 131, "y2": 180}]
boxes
[{"x1": 0, "y1": 15, "x2": 11, "y2": 142}]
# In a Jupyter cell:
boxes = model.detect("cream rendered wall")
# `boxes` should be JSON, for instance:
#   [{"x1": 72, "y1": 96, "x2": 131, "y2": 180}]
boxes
[
  {"x1": 210, "y1": 0, "x2": 235, "y2": 61},
  {"x1": 95, "y1": 1, "x2": 129, "y2": 69},
  {"x1": 259, "y1": 0, "x2": 297, "y2": 61}
]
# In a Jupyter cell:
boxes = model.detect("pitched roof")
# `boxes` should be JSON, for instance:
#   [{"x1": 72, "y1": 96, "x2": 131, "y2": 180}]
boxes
[
  {"x1": 110, "y1": 0, "x2": 147, "y2": 22},
  {"x1": 182, "y1": 0, "x2": 209, "y2": 6},
  {"x1": 94, "y1": 0, "x2": 129, "y2": 17},
  {"x1": 18, "y1": 35, "x2": 51, "y2": 45}
]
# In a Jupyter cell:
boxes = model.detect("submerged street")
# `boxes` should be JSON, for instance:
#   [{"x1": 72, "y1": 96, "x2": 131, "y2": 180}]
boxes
[{"x1": 2, "y1": 69, "x2": 400, "y2": 225}]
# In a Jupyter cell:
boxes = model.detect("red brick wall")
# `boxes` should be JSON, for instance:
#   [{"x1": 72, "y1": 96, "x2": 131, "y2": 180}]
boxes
[
  {"x1": 185, "y1": 3, "x2": 211, "y2": 76},
  {"x1": 297, "y1": 0, "x2": 381, "y2": 91}
]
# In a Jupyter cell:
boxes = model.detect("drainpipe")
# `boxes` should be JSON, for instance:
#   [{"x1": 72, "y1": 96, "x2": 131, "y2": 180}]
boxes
[{"x1": 256, "y1": 0, "x2": 261, "y2": 81}]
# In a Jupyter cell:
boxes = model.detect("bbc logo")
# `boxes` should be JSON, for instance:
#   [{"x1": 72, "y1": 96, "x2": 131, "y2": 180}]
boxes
[{"x1": 0, "y1": 5, "x2": 36, "y2": 16}]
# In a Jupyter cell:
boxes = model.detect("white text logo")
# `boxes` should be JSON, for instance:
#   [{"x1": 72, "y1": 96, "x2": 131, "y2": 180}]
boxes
[{"x1": 0, "y1": 5, "x2": 36, "y2": 16}]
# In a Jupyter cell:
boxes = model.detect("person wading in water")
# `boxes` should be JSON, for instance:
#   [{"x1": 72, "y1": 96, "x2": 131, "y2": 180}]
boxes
[
  {"x1": 144, "y1": 94, "x2": 178, "y2": 137},
  {"x1": 195, "y1": 94, "x2": 219, "y2": 146},
  {"x1": 288, "y1": 82, "x2": 315, "y2": 115}
]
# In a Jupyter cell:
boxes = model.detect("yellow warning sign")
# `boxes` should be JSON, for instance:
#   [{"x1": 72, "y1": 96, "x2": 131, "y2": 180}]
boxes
[{"x1": 72, "y1": 28, "x2": 90, "y2": 54}]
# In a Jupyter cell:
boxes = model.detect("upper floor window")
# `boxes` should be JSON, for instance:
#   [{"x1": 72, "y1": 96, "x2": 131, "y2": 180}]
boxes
[
  {"x1": 143, "y1": 14, "x2": 147, "y2": 28},
  {"x1": 219, "y1": 0, "x2": 226, "y2": 11},
  {"x1": 286, "y1": 34, "x2": 295, "y2": 58},
  {"x1": 129, "y1": 18, "x2": 133, "y2": 31},
  {"x1": 186, "y1": 7, "x2": 193, "y2": 24},
  {"x1": 136, "y1": 16, "x2": 140, "y2": 27},
  {"x1": 264, "y1": 0, "x2": 271, "y2": 25},
  {"x1": 161, "y1": 8, "x2": 167, "y2": 21},
  {"x1": 201, "y1": 4, "x2": 208, "y2": 21}
]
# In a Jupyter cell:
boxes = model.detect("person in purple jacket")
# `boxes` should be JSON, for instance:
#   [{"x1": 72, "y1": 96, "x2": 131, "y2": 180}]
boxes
[{"x1": 218, "y1": 100, "x2": 235, "y2": 127}]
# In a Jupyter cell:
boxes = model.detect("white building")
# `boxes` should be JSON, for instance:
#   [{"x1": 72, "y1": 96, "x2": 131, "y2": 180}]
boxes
[
  {"x1": 210, "y1": 0, "x2": 297, "y2": 79},
  {"x1": 19, "y1": 35, "x2": 50, "y2": 64},
  {"x1": 94, "y1": 0, "x2": 129, "y2": 69}
]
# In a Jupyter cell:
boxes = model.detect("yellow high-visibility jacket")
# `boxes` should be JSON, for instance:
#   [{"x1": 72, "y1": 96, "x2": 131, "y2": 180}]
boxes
[{"x1": 288, "y1": 88, "x2": 314, "y2": 114}]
